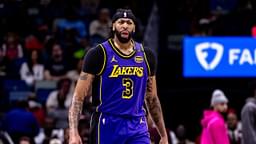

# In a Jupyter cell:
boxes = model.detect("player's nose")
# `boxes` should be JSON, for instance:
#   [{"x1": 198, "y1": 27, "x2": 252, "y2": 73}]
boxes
[{"x1": 121, "y1": 23, "x2": 129, "y2": 29}]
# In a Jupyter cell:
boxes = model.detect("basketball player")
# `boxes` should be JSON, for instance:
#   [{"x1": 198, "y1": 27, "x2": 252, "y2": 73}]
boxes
[{"x1": 69, "y1": 8, "x2": 168, "y2": 144}]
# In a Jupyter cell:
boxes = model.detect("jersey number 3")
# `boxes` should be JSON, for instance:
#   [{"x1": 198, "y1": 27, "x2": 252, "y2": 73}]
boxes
[{"x1": 122, "y1": 78, "x2": 133, "y2": 99}]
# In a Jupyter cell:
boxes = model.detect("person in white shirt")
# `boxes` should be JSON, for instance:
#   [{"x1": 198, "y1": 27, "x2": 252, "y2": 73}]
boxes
[
  {"x1": 89, "y1": 8, "x2": 112, "y2": 39},
  {"x1": 46, "y1": 78, "x2": 72, "y2": 129},
  {"x1": 20, "y1": 50, "x2": 44, "y2": 86},
  {"x1": 46, "y1": 78, "x2": 72, "y2": 112}
]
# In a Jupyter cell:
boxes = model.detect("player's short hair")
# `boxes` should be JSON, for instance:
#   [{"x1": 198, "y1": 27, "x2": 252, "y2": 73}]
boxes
[{"x1": 112, "y1": 8, "x2": 136, "y2": 24}]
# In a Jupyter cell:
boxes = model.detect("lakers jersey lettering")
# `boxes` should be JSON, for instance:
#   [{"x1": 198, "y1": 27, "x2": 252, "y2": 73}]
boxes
[
  {"x1": 95, "y1": 39, "x2": 149, "y2": 117},
  {"x1": 109, "y1": 65, "x2": 144, "y2": 78}
]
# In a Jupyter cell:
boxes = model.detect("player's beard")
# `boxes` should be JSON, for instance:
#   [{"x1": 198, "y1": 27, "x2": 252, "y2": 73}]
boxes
[{"x1": 114, "y1": 30, "x2": 132, "y2": 43}]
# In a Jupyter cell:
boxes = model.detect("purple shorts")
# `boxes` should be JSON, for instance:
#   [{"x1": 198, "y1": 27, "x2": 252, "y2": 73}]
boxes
[{"x1": 89, "y1": 112, "x2": 150, "y2": 144}]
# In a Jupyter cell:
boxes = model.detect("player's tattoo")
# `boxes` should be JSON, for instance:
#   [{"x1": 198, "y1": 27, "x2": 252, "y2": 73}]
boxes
[
  {"x1": 146, "y1": 77, "x2": 167, "y2": 137},
  {"x1": 79, "y1": 73, "x2": 88, "y2": 80},
  {"x1": 69, "y1": 73, "x2": 94, "y2": 133},
  {"x1": 69, "y1": 95, "x2": 84, "y2": 131},
  {"x1": 146, "y1": 93, "x2": 162, "y2": 124},
  {"x1": 146, "y1": 77, "x2": 153, "y2": 92}
]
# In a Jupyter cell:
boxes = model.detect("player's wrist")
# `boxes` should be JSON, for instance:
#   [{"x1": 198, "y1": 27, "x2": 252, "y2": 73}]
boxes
[
  {"x1": 160, "y1": 133, "x2": 168, "y2": 139},
  {"x1": 69, "y1": 128, "x2": 79, "y2": 136}
]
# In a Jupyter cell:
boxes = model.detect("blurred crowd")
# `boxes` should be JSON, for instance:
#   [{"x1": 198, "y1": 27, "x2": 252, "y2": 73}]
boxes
[
  {"x1": 0, "y1": 0, "x2": 134, "y2": 143},
  {"x1": 0, "y1": 0, "x2": 150, "y2": 143}
]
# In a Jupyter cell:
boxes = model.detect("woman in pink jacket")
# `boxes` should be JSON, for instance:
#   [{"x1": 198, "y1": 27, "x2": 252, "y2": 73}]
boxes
[{"x1": 200, "y1": 89, "x2": 230, "y2": 144}]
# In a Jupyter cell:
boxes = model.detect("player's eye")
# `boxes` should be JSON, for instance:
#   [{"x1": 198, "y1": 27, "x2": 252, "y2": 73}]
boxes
[
  {"x1": 118, "y1": 20, "x2": 125, "y2": 24},
  {"x1": 127, "y1": 21, "x2": 132, "y2": 25}
]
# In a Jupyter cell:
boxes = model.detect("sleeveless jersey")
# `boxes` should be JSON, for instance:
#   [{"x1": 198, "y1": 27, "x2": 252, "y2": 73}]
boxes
[{"x1": 95, "y1": 39, "x2": 150, "y2": 117}]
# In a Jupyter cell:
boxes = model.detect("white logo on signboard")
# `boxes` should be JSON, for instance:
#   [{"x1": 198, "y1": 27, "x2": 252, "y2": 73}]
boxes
[{"x1": 195, "y1": 42, "x2": 224, "y2": 70}]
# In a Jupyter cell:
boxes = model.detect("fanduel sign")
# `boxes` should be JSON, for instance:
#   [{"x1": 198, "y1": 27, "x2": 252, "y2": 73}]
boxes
[{"x1": 183, "y1": 37, "x2": 256, "y2": 77}]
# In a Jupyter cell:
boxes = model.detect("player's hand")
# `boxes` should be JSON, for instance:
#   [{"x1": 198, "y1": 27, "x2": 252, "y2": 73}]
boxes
[
  {"x1": 159, "y1": 136, "x2": 169, "y2": 144},
  {"x1": 69, "y1": 131, "x2": 82, "y2": 144}
]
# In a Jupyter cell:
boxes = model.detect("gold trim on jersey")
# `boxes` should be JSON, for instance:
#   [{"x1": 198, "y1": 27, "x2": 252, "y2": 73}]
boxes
[
  {"x1": 141, "y1": 44, "x2": 151, "y2": 76},
  {"x1": 97, "y1": 44, "x2": 106, "y2": 76},
  {"x1": 108, "y1": 39, "x2": 136, "y2": 58}
]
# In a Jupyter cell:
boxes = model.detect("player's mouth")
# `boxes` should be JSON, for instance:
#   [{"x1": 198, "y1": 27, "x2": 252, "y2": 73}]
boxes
[{"x1": 121, "y1": 31, "x2": 129, "y2": 38}]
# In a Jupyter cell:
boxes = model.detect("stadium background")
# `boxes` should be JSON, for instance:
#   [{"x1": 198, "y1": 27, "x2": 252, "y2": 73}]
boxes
[{"x1": 0, "y1": 0, "x2": 253, "y2": 143}]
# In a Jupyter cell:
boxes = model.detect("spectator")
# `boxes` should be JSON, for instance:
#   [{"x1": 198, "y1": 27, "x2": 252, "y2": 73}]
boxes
[
  {"x1": 200, "y1": 89, "x2": 230, "y2": 144},
  {"x1": 2, "y1": 100, "x2": 40, "y2": 144},
  {"x1": 227, "y1": 109, "x2": 242, "y2": 144},
  {"x1": 1, "y1": 32, "x2": 24, "y2": 79},
  {"x1": 20, "y1": 49, "x2": 44, "y2": 87},
  {"x1": 175, "y1": 124, "x2": 195, "y2": 144},
  {"x1": 241, "y1": 82, "x2": 256, "y2": 144},
  {"x1": 19, "y1": 136, "x2": 33, "y2": 144},
  {"x1": 44, "y1": 43, "x2": 70, "y2": 81},
  {"x1": 89, "y1": 8, "x2": 111, "y2": 46},
  {"x1": 89, "y1": 8, "x2": 111, "y2": 45},
  {"x1": 34, "y1": 116, "x2": 64, "y2": 144},
  {"x1": 46, "y1": 78, "x2": 72, "y2": 112},
  {"x1": 46, "y1": 78, "x2": 72, "y2": 128},
  {"x1": 1, "y1": 32, "x2": 23, "y2": 60}
]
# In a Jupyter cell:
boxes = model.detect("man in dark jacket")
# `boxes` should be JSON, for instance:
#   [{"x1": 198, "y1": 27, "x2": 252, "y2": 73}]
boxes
[
  {"x1": 241, "y1": 81, "x2": 256, "y2": 144},
  {"x1": 241, "y1": 97, "x2": 256, "y2": 144}
]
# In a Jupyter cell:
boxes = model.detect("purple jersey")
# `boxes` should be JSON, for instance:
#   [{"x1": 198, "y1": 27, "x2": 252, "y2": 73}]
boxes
[{"x1": 95, "y1": 39, "x2": 150, "y2": 117}]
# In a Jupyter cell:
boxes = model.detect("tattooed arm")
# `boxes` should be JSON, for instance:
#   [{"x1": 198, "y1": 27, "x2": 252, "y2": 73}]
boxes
[
  {"x1": 145, "y1": 76, "x2": 168, "y2": 143},
  {"x1": 69, "y1": 72, "x2": 94, "y2": 141}
]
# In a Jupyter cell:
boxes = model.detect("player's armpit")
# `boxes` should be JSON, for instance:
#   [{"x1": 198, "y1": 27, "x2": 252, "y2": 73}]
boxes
[
  {"x1": 145, "y1": 76, "x2": 167, "y2": 139},
  {"x1": 69, "y1": 72, "x2": 95, "y2": 134}
]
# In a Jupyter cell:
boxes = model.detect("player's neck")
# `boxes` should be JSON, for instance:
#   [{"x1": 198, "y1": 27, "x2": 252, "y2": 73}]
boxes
[{"x1": 113, "y1": 37, "x2": 134, "y2": 54}]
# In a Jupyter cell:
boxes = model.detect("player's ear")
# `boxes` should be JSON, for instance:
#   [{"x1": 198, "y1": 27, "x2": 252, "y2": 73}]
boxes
[{"x1": 112, "y1": 23, "x2": 115, "y2": 31}]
